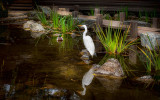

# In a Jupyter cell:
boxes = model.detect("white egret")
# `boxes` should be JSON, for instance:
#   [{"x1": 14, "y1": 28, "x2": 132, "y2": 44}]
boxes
[{"x1": 79, "y1": 25, "x2": 95, "y2": 57}]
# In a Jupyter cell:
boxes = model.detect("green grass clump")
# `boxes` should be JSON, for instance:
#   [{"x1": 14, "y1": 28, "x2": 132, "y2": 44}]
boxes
[
  {"x1": 50, "y1": 10, "x2": 59, "y2": 29},
  {"x1": 138, "y1": 36, "x2": 160, "y2": 72},
  {"x1": 60, "y1": 16, "x2": 67, "y2": 33},
  {"x1": 35, "y1": 6, "x2": 48, "y2": 25},
  {"x1": 95, "y1": 24, "x2": 137, "y2": 55}
]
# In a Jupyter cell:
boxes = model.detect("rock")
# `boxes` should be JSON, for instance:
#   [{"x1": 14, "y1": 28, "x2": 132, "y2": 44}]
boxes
[
  {"x1": 95, "y1": 58, "x2": 125, "y2": 77},
  {"x1": 80, "y1": 54, "x2": 89, "y2": 60},
  {"x1": 57, "y1": 8, "x2": 72, "y2": 16},
  {"x1": 70, "y1": 92, "x2": 80, "y2": 100},
  {"x1": 39, "y1": 6, "x2": 51, "y2": 17},
  {"x1": 26, "y1": 11, "x2": 39, "y2": 19},
  {"x1": 82, "y1": 59, "x2": 92, "y2": 64},
  {"x1": 135, "y1": 75, "x2": 154, "y2": 84},
  {"x1": 30, "y1": 23, "x2": 45, "y2": 32},
  {"x1": 80, "y1": 49, "x2": 90, "y2": 56},
  {"x1": 140, "y1": 32, "x2": 160, "y2": 50},
  {"x1": 23, "y1": 20, "x2": 35, "y2": 30}
]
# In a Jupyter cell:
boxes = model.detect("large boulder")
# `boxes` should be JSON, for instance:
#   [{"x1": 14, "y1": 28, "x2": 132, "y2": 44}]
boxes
[
  {"x1": 95, "y1": 58, "x2": 125, "y2": 77},
  {"x1": 140, "y1": 32, "x2": 160, "y2": 50}
]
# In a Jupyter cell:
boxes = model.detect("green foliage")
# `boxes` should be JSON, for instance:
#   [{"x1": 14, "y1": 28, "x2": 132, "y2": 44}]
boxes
[
  {"x1": 50, "y1": 10, "x2": 59, "y2": 29},
  {"x1": 35, "y1": 6, "x2": 48, "y2": 25},
  {"x1": 89, "y1": 8, "x2": 94, "y2": 16},
  {"x1": 60, "y1": 34, "x2": 74, "y2": 52},
  {"x1": 145, "y1": 11, "x2": 149, "y2": 23},
  {"x1": 121, "y1": 6, "x2": 128, "y2": 19},
  {"x1": 66, "y1": 15, "x2": 75, "y2": 32},
  {"x1": 138, "y1": 11, "x2": 142, "y2": 20},
  {"x1": 60, "y1": 16, "x2": 67, "y2": 33},
  {"x1": 138, "y1": 36, "x2": 160, "y2": 72},
  {"x1": 95, "y1": 25, "x2": 138, "y2": 55},
  {"x1": 105, "y1": 14, "x2": 112, "y2": 20}
]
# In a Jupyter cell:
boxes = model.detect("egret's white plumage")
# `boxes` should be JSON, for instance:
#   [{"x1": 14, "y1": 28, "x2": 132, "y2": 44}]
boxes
[{"x1": 81, "y1": 25, "x2": 95, "y2": 57}]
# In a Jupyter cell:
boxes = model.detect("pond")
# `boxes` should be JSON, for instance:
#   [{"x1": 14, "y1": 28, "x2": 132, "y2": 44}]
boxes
[{"x1": 0, "y1": 24, "x2": 160, "y2": 100}]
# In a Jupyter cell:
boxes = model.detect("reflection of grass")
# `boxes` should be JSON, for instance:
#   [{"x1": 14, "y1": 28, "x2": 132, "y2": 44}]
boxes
[
  {"x1": 60, "y1": 34, "x2": 74, "y2": 52},
  {"x1": 95, "y1": 24, "x2": 137, "y2": 55}
]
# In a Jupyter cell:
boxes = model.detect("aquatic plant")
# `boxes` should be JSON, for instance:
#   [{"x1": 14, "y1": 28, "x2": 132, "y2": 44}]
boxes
[
  {"x1": 66, "y1": 15, "x2": 76, "y2": 32},
  {"x1": 145, "y1": 11, "x2": 149, "y2": 23},
  {"x1": 60, "y1": 16, "x2": 67, "y2": 33},
  {"x1": 36, "y1": 7, "x2": 48, "y2": 25},
  {"x1": 95, "y1": 24, "x2": 137, "y2": 55},
  {"x1": 138, "y1": 36, "x2": 160, "y2": 72},
  {"x1": 124, "y1": 7, "x2": 128, "y2": 19},
  {"x1": 121, "y1": 6, "x2": 128, "y2": 19},
  {"x1": 89, "y1": 8, "x2": 94, "y2": 16},
  {"x1": 60, "y1": 34, "x2": 74, "y2": 52},
  {"x1": 105, "y1": 14, "x2": 112, "y2": 20},
  {"x1": 138, "y1": 11, "x2": 142, "y2": 20},
  {"x1": 50, "y1": 10, "x2": 59, "y2": 29}
]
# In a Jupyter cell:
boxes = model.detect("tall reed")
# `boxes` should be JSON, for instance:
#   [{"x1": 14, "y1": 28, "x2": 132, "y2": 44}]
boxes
[
  {"x1": 95, "y1": 24, "x2": 137, "y2": 55},
  {"x1": 36, "y1": 6, "x2": 48, "y2": 25},
  {"x1": 50, "y1": 10, "x2": 59, "y2": 29},
  {"x1": 138, "y1": 36, "x2": 160, "y2": 72}
]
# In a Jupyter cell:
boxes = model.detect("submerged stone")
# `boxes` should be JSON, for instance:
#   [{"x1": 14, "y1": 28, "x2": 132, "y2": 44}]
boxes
[
  {"x1": 135, "y1": 75, "x2": 154, "y2": 84},
  {"x1": 80, "y1": 49, "x2": 90, "y2": 56},
  {"x1": 95, "y1": 58, "x2": 125, "y2": 77},
  {"x1": 140, "y1": 32, "x2": 160, "y2": 50}
]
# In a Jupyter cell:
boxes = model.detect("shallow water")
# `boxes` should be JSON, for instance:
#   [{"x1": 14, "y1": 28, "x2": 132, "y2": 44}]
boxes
[{"x1": 0, "y1": 24, "x2": 160, "y2": 100}]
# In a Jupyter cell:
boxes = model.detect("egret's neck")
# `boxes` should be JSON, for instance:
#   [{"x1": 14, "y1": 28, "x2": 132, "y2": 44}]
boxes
[{"x1": 83, "y1": 26, "x2": 87, "y2": 38}]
